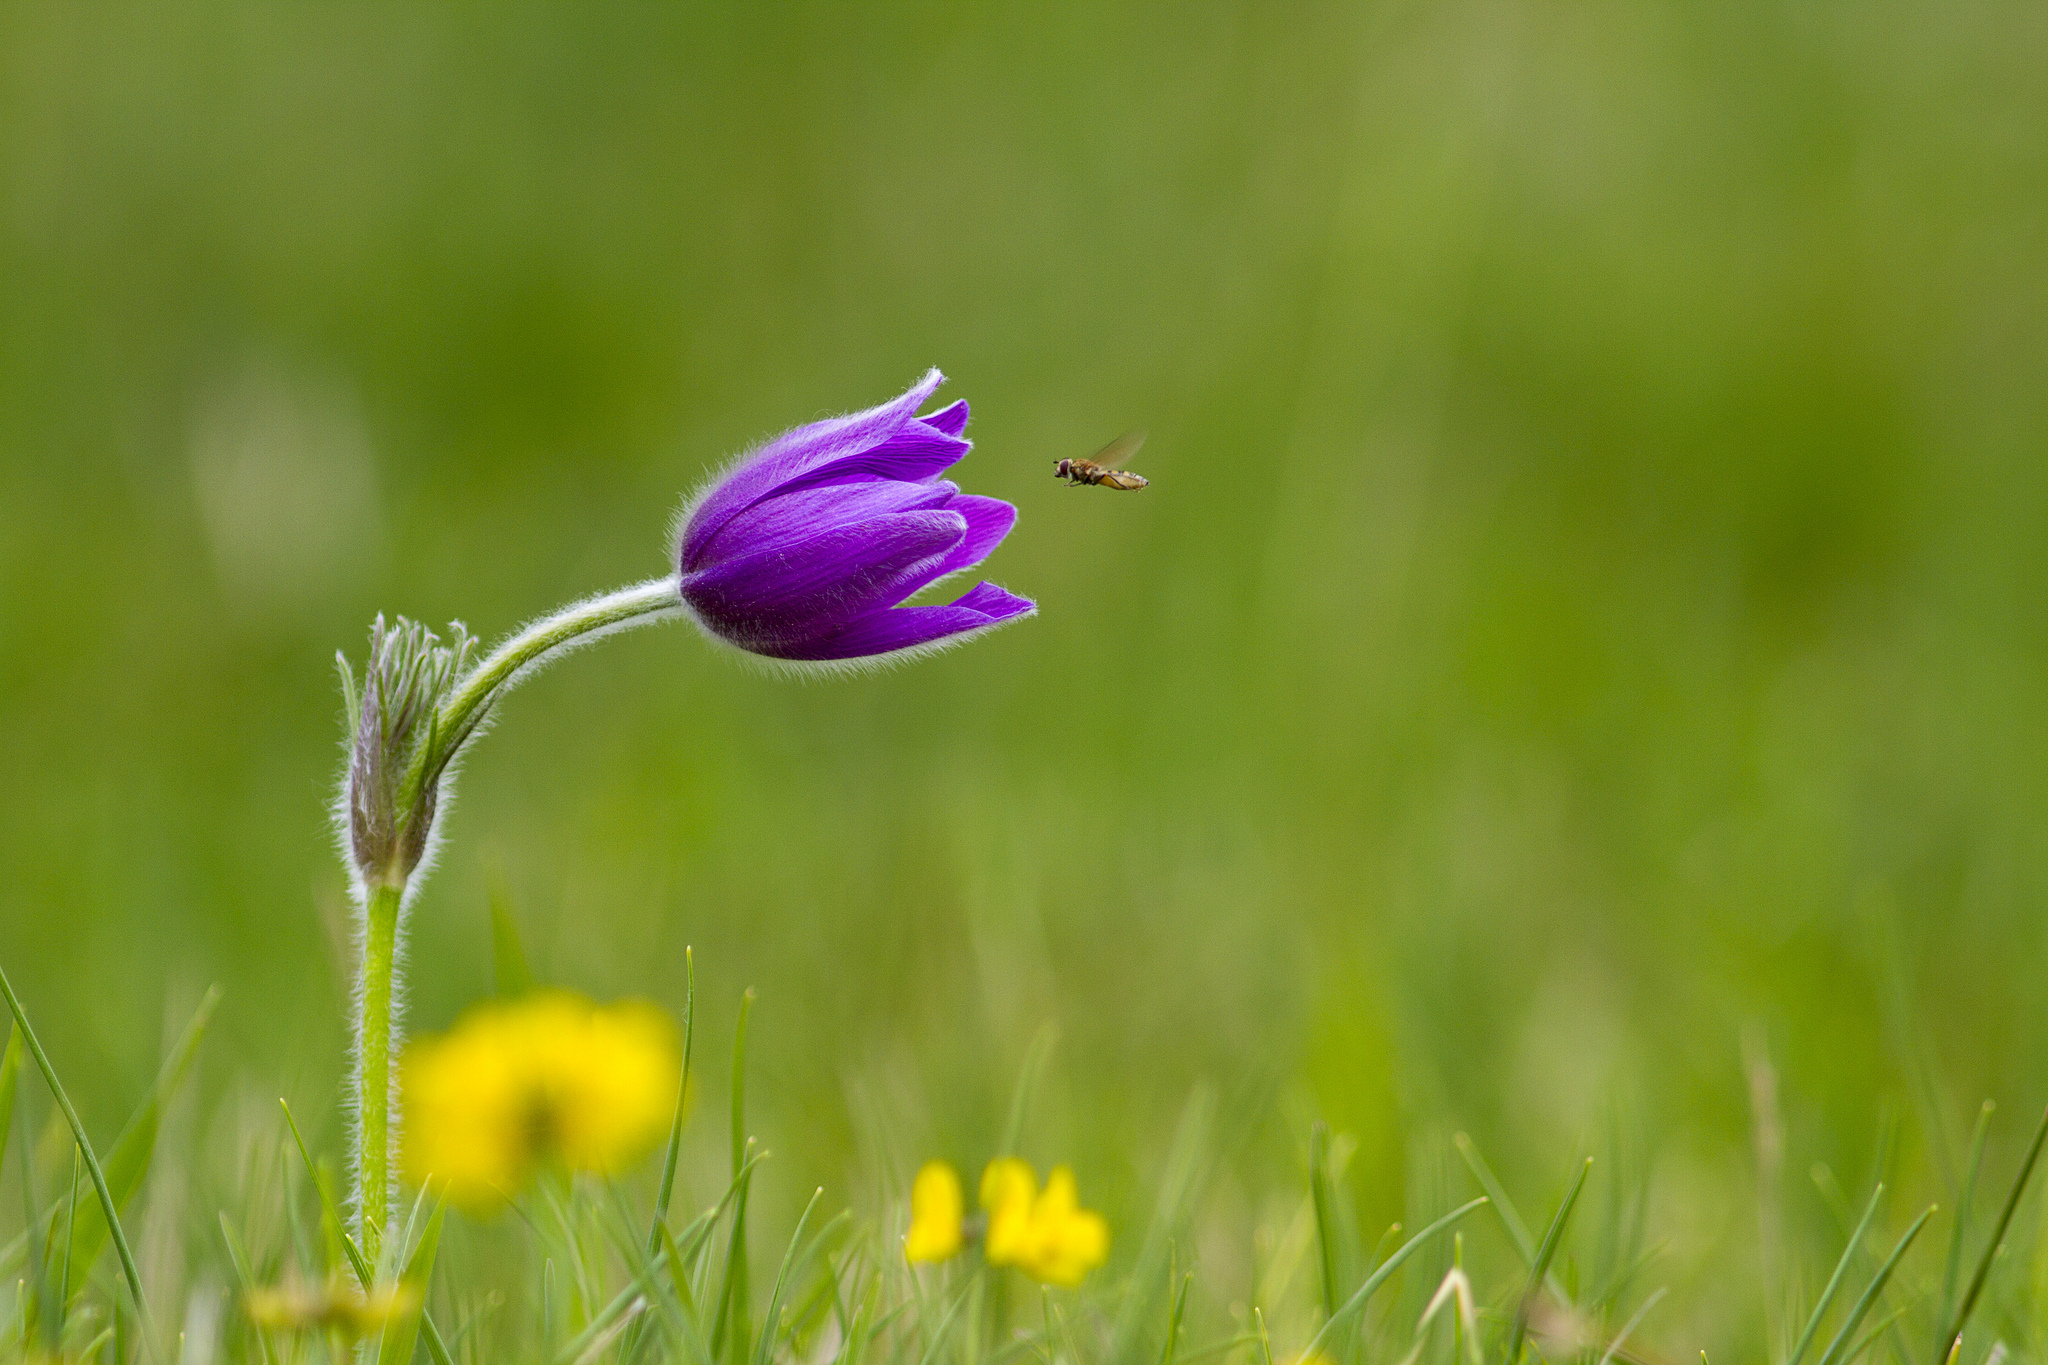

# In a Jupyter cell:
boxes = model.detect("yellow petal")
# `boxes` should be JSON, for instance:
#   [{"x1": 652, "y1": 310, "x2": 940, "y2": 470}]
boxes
[
  {"x1": 980, "y1": 1158, "x2": 1039, "y2": 1266},
  {"x1": 905, "y1": 1161, "x2": 965, "y2": 1262}
]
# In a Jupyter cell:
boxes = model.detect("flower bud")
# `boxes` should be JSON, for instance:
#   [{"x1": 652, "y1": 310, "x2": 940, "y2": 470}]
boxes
[
  {"x1": 675, "y1": 370, "x2": 1033, "y2": 667},
  {"x1": 337, "y1": 615, "x2": 477, "y2": 889}
]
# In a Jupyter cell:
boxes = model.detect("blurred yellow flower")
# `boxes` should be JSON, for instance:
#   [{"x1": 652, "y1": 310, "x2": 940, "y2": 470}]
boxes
[
  {"x1": 246, "y1": 1278, "x2": 419, "y2": 1337},
  {"x1": 905, "y1": 1160, "x2": 965, "y2": 1262},
  {"x1": 401, "y1": 991, "x2": 679, "y2": 1208},
  {"x1": 979, "y1": 1158, "x2": 1110, "y2": 1287}
]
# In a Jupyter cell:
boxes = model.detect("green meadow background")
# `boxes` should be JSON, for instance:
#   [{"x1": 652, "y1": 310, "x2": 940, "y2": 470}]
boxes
[{"x1": 4, "y1": 0, "x2": 2047, "y2": 1354}]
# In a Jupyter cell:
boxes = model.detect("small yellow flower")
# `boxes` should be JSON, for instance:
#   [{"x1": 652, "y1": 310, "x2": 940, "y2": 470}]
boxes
[
  {"x1": 980, "y1": 1157, "x2": 1038, "y2": 1264},
  {"x1": 246, "y1": 1278, "x2": 419, "y2": 1338},
  {"x1": 401, "y1": 991, "x2": 679, "y2": 1209},
  {"x1": 979, "y1": 1158, "x2": 1110, "y2": 1287},
  {"x1": 905, "y1": 1160, "x2": 966, "y2": 1262}
]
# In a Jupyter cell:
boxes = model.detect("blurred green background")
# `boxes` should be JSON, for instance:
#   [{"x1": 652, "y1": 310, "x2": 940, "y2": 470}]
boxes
[{"x1": 4, "y1": 0, "x2": 2047, "y2": 1350}]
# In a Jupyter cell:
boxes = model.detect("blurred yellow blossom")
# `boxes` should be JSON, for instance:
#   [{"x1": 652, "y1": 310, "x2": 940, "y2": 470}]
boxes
[
  {"x1": 401, "y1": 991, "x2": 679, "y2": 1208},
  {"x1": 245, "y1": 1278, "x2": 419, "y2": 1337},
  {"x1": 980, "y1": 1158, "x2": 1110, "y2": 1287},
  {"x1": 905, "y1": 1160, "x2": 965, "y2": 1262}
]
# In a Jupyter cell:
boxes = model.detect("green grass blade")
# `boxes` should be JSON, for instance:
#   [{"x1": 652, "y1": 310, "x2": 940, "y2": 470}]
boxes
[
  {"x1": 1789, "y1": 1183, "x2": 1885, "y2": 1365},
  {"x1": 626, "y1": 948, "x2": 697, "y2": 1365},
  {"x1": 20, "y1": 1116, "x2": 54, "y2": 1352},
  {"x1": 1310, "y1": 1124, "x2": 1342, "y2": 1320},
  {"x1": 280, "y1": 1098, "x2": 457, "y2": 1365},
  {"x1": 1938, "y1": 1103, "x2": 2048, "y2": 1363},
  {"x1": 280, "y1": 1099, "x2": 374, "y2": 1286},
  {"x1": 1298, "y1": 1197, "x2": 1489, "y2": 1362},
  {"x1": 0, "y1": 1027, "x2": 20, "y2": 1180},
  {"x1": 1454, "y1": 1131, "x2": 1569, "y2": 1304},
  {"x1": 218, "y1": 1213, "x2": 278, "y2": 1365},
  {"x1": 0, "y1": 955, "x2": 148, "y2": 1313},
  {"x1": 652, "y1": 947, "x2": 697, "y2": 1250},
  {"x1": 751, "y1": 1187, "x2": 824, "y2": 1365},
  {"x1": 549, "y1": 1242, "x2": 680, "y2": 1365},
  {"x1": 55, "y1": 1145, "x2": 79, "y2": 1321},
  {"x1": 1453, "y1": 1133, "x2": 1538, "y2": 1263},
  {"x1": 914, "y1": 1276, "x2": 979, "y2": 1365},
  {"x1": 1158, "y1": 1271, "x2": 1193, "y2": 1365},
  {"x1": 1937, "y1": 1102, "x2": 1994, "y2": 1354},
  {"x1": 1506, "y1": 1159, "x2": 1593, "y2": 1365},
  {"x1": 1842, "y1": 1306, "x2": 1913, "y2": 1365},
  {"x1": 64, "y1": 986, "x2": 220, "y2": 1285},
  {"x1": 376, "y1": 1192, "x2": 448, "y2": 1365},
  {"x1": 718, "y1": 991, "x2": 757, "y2": 1364},
  {"x1": 712, "y1": 1149, "x2": 759, "y2": 1364},
  {"x1": 1816, "y1": 1205, "x2": 1935, "y2": 1365},
  {"x1": 731, "y1": 989, "x2": 754, "y2": 1178}
]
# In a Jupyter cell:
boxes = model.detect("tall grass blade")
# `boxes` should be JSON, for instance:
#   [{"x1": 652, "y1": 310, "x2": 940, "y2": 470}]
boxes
[
  {"x1": 1937, "y1": 1102, "x2": 1995, "y2": 1353},
  {"x1": 279, "y1": 1098, "x2": 455, "y2": 1365},
  {"x1": 280, "y1": 1098, "x2": 373, "y2": 1286},
  {"x1": 375, "y1": 1192, "x2": 448, "y2": 1365},
  {"x1": 1158, "y1": 1271, "x2": 1193, "y2": 1365},
  {"x1": 1298, "y1": 1197, "x2": 1489, "y2": 1362},
  {"x1": 55, "y1": 1145, "x2": 78, "y2": 1321},
  {"x1": 1311, "y1": 1124, "x2": 1342, "y2": 1320},
  {"x1": 1452, "y1": 1133, "x2": 1538, "y2": 1263},
  {"x1": 717, "y1": 990, "x2": 757, "y2": 1364},
  {"x1": 627, "y1": 946, "x2": 697, "y2": 1364},
  {"x1": 751, "y1": 1187, "x2": 824, "y2": 1365},
  {"x1": 0, "y1": 956, "x2": 148, "y2": 1312},
  {"x1": 550, "y1": 1240, "x2": 682, "y2": 1365},
  {"x1": 63, "y1": 986, "x2": 220, "y2": 1285},
  {"x1": 653, "y1": 947, "x2": 697, "y2": 1248},
  {"x1": 1816, "y1": 1205, "x2": 1935, "y2": 1365},
  {"x1": 1937, "y1": 1103, "x2": 2048, "y2": 1364},
  {"x1": 1454, "y1": 1131, "x2": 1568, "y2": 1303},
  {"x1": 1506, "y1": 1159, "x2": 1593, "y2": 1365},
  {"x1": 1789, "y1": 1183, "x2": 1885, "y2": 1365},
  {"x1": 1597, "y1": 1286, "x2": 1669, "y2": 1365},
  {"x1": 19, "y1": 1117, "x2": 54, "y2": 1353},
  {"x1": 1842, "y1": 1306, "x2": 1913, "y2": 1365},
  {"x1": 217, "y1": 1213, "x2": 277, "y2": 1365},
  {"x1": 914, "y1": 1277, "x2": 978, "y2": 1365},
  {"x1": 711, "y1": 1147, "x2": 761, "y2": 1362},
  {"x1": 0, "y1": 1027, "x2": 19, "y2": 1179}
]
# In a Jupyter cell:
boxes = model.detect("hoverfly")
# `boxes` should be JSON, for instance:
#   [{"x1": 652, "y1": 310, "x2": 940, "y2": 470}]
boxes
[{"x1": 1055, "y1": 432, "x2": 1150, "y2": 489}]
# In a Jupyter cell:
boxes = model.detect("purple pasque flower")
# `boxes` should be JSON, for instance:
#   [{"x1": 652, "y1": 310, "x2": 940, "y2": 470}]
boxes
[{"x1": 675, "y1": 371, "x2": 1034, "y2": 667}]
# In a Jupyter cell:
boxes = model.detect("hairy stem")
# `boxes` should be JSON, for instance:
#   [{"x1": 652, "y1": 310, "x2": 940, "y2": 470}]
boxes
[
  {"x1": 346, "y1": 575, "x2": 681, "y2": 1255},
  {"x1": 399, "y1": 578, "x2": 681, "y2": 814},
  {"x1": 357, "y1": 880, "x2": 404, "y2": 1258}
]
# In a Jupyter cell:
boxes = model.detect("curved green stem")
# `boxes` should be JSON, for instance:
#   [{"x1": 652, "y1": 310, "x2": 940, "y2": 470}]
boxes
[
  {"x1": 399, "y1": 578, "x2": 681, "y2": 814},
  {"x1": 351, "y1": 575, "x2": 681, "y2": 1254},
  {"x1": 357, "y1": 881, "x2": 404, "y2": 1257}
]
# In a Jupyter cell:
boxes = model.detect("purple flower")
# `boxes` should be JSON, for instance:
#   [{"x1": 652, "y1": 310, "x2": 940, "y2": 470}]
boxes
[{"x1": 675, "y1": 371, "x2": 1034, "y2": 667}]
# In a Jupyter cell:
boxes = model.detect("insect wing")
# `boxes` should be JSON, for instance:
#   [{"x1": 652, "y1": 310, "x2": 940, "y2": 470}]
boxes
[{"x1": 1088, "y1": 431, "x2": 1147, "y2": 467}]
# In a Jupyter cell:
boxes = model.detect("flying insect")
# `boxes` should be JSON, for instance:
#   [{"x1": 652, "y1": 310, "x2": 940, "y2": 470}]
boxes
[{"x1": 1055, "y1": 432, "x2": 1150, "y2": 489}]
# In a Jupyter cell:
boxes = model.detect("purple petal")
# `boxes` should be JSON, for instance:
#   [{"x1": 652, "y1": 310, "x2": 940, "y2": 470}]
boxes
[
  {"x1": 921, "y1": 400, "x2": 970, "y2": 438},
  {"x1": 768, "y1": 581, "x2": 1036, "y2": 662},
  {"x1": 766, "y1": 423, "x2": 970, "y2": 501},
  {"x1": 680, "y1": 509, "x2": 966, "y2": 653},
  {"x1": 679, "y1": 370, "x2": 945, "y2": 568},
  {"x1": 931, "y1": 495, "x2": 1016, "y2": 578},
  {"x1": 693, "y1": 479, "x2": 961, "y2": 571}
]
